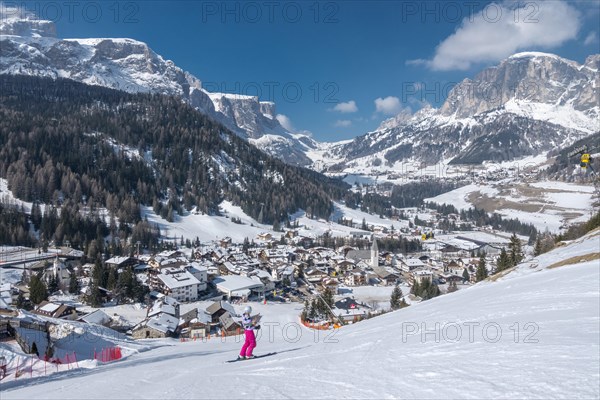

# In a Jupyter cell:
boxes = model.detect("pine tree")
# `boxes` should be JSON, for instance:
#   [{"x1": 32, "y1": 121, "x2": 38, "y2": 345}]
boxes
[
  {"x1": 308, "y1": 299, "x2": 318, "y2": 320},
  {"x1": 16, "y1": 291, "x2": 25, "y2": 308},
  {"x1": 47, "y1": 274, "x2": 59, "y2": 294},
  {"x1": 107, "y1": 267, "x2": 118, "y2": 290},
  {"x1": 496, "y1": 247, "x2": 510, "y2": 272},
  {"x1": 301, "y1": 300, "x2": 309, "y2": 321},
  {"x1": 427, "y1": 281, "x2": 441, "y2": 299},
  {"x1": 411, "y1": 280, "x2": 420, "y2": 296},
  {"x1": 462, "y1": 268, "x2": 470, "y2": 283},
  {"x1": 534, "y1": 238, "x2": 542, "y2": 256},
  {"x1": 69, "y1": 272, "x2": 80, "y2": 294},
  {"x1": 390, "y1": 285, "x2": 403, "y2": 310},
  {"x1": 88, "y1": 283, "x2": 103, "y2": 307},
  {"x1": 322, "y1": 287, "x2": 334, "y2": 308},
  {"x1": 297, "y1": 264, "x2": 305, "y2": 280},
  {"x1": 476, "y1": 255, "x2": 488, "y2": 282},
  {"x1": 508, "y1": 233, "x2": 523, "y2": 267},
  {"x1": 28, "y1": 274, "x2": 48, "y2": 305}
]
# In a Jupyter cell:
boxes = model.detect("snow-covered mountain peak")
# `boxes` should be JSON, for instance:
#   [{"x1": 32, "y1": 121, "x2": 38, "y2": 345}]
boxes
[
  {"x1": 0, "y1": 14, "x2": 316, "y2": 164},
  {"x1": 323, "y1": 52, "x2": 599, "y2": 170},
  {"x1": 259, "y1": 101, "x2": 276, "y2": 119},
  {"x1": 0, "y1": 18, "x2": 56, "y2": 38},
  {"x1": 377, "y1": 107, "x2": 415, "y2": 130},
  {"x1": 508, "y1": 51, "x2": 573, "y2": 62},
  {"x1": 440, "y1": 51, "x2": 599, "y2": 118},
  {"x1": 0, "y1": 9, "x2": 56, "y2": 38}
]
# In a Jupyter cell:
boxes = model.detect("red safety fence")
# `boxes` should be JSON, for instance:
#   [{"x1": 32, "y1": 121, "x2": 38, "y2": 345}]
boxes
[
  {"x1": 300, "y1": 319, "x2": 331, "y2": 330},
  {"x1": 93, "y1": 346, "x2": 122, "y2": 362}
]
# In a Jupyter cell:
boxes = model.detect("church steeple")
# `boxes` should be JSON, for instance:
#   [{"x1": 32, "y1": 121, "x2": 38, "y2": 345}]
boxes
[
  {"x1": 53, "y1": 255, "x2": 60, "y2": 278},
  {"x1": 371, "y1": 237, "x2": 379, "y2": 268}
]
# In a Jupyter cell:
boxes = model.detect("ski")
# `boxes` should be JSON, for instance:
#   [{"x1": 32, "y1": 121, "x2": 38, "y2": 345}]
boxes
[{"x1": 226, "y1": 352, "x2": 277, "y2": 363}]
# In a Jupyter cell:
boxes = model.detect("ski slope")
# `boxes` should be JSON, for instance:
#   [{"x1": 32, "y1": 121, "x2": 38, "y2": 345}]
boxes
[{"x1": 2, "y1": 232, "x2": 599, "y2": 399}]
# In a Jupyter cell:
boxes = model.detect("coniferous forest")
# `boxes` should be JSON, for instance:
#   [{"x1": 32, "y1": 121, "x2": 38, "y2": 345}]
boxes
[
  {"x1": 0, "y1": 75, "x2": 351, "y2": 256},
  {"x1": 0, "y1": 75, "x2": 348, "y2": 226}
]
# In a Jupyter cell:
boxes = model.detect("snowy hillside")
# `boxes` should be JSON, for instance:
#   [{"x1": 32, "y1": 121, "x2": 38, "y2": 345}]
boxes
[
  {"x1": 426, "y1": 180, "x2": 597, "y2": 233},
  {"x1": 2, "y1": 232, "x2": 598, "y2": 399},
  {"x1": 140, "y1": 199, "x2": 402, "y2": 243}
]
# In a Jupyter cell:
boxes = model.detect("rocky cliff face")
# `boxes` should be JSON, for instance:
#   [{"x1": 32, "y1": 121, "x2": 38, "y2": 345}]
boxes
[
  {"x1": 324, "y1": 52, "x2": 599, "y2": 168},
  {"x1": 440, "y1": 52, "x2": 599, "y2": 118}
]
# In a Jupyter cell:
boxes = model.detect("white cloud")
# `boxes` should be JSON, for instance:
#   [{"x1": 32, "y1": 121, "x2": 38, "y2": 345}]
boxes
[
  {"x1": 408, "y1": 0, "x2": 581, "y2": 71},
  {"x1": 374, "y1": 96, "x2": 403, "y2": 115},
  {"x1": 334, "y1": 120, "x2": 352, "y2": 128},
  {"x1": 331, "y1": 100, "x2": 358, "y2": 113},
  {"x1": 276, "y1": 114, "x2": 295, "y2": 132},
  {"x1": 584, "y1": 31, "x2": 598, "y2": 46}
]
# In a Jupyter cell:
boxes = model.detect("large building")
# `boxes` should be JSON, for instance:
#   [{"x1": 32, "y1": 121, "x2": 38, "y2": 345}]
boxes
[
  {"x1": 156, "y1": 267, "x2": 203, "y2": 302},
  {"x1": 212, "y1": 275, "x2": 265, "y2": 300}
]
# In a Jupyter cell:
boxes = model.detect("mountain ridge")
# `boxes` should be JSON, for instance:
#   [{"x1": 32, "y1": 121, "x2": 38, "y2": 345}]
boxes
[
  {"x1": 322, "y1": 51, "x2": 599, "y2": 171},
  {"x1": 1, "y1": 15, "x2": 598, "y2": 172},
  {"x1": 0, "y1": 16, "x2": 316, "y2": 166}
]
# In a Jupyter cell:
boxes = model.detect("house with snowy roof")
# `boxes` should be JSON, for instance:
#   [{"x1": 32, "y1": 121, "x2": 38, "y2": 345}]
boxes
[
  {"x1": 304, "y1": 268, "x2": 329, "y2": 284},
  {"x1": 344, "y1": 269, "x2": 367, "y2": 286},
  {"x1": 185, "y1": 263, "x2": 208, "y2": 292},
  {"x1": 219, "y1": 312, "x2": 241, "y2": 336},
  {"x1": 272, "y1": 265, "x2": 295, "y2": 283},
  {"x1": 332, "y1": 297, "x2": 370, "y2": 323},
  {"x1": 410, "y1": 269, "x2": 434, "y2": 285},
  {"x1": 248, "y1": 269, "x2": 276, "y2": 291},
  {"x1": 148, "y1": 250, "x2": 187, "y2": 270},
  {"x1": 372, "y1": 266, "x2": 400, "y2": 286},
  {"x1": 212, "y1": 275, "x2": 265, "y2": 300},
  {"x1": 333, "y1": 259, "x2": 355, "y2": 274},
  {"x1": 147, "y1": 295, "x2": 180, "y2": 319},
  {"x1": 155, "y1": 267, "x2": 202, "y2": 302},
  {"x1": 105, "y1": 256, "x2": 137, "y2": 269},
  {"x1": 32, "y1": 301, "x2": 78, "y2": 320},
  {"x1": 132, "y1": 313, "x2": 179, "y2": 339},
  {"x1": 399, "y1": 258, "x2": 425, "y2": 273},
  {"x1": 43, "y1": 257, "x2": 71, "y2": 291},
  {"x1": 78, "y1": 309, "x2": 112, "y2": 326},
  {"x1": 205, "y1": 300, "x2": 237, "y2": 323}
]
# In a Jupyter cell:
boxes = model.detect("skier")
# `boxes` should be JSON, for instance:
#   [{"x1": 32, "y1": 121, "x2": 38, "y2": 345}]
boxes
[{"x1": 238, "y1": 305, "x2": 259, "y2": 360}]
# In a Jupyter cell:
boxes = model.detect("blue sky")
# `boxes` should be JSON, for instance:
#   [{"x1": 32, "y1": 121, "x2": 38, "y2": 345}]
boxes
[{"x1": 19, "y1": 0, "x2": 600, "y2": 141}]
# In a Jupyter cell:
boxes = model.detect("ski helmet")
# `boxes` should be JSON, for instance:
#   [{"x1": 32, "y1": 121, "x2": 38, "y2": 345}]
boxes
[{"x1": 244, "y1": 306, "x2": 252, "y2": 314}]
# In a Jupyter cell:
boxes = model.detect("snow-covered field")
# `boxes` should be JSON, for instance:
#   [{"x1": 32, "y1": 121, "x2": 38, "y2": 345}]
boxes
[
  {"x1": 2, "y1": 231, "x2": 598, "y2": 399},
  {"x1": 426, "y1": 180, "x2": 597, "y2": 233},
  {"x1": 142, "y1": 200, "x2": 404, "y2": 244},
  {"x1": 0, "y1": 178, "x2": 33, "y2": 213},
  {"x1": 426, "y1": 183, "x2": 499, "y2": 211}
]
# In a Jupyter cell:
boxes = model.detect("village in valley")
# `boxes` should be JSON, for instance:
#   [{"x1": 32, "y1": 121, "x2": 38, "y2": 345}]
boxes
[{"x1": 0, "y1": 199, "x2": 528, "y2": 363}]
